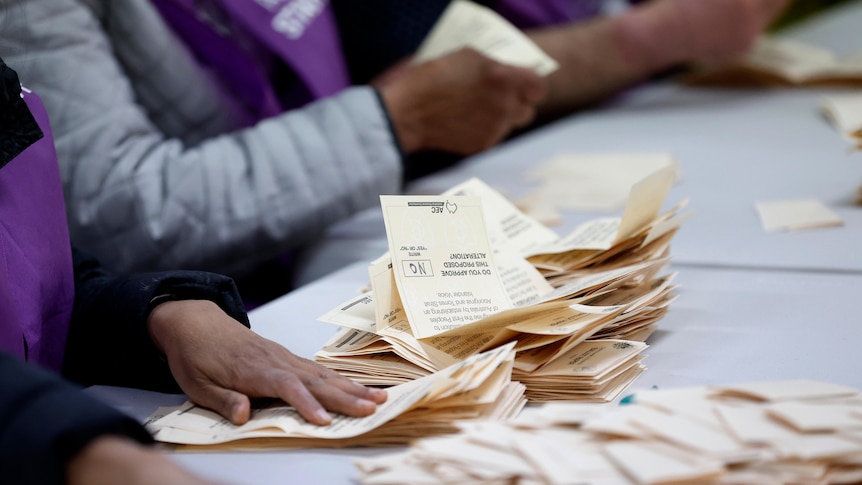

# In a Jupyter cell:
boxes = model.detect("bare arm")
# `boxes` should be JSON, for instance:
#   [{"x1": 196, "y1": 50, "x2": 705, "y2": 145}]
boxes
[{"x1": 529, "y1": 0, "x2": 791, "y2": 117}]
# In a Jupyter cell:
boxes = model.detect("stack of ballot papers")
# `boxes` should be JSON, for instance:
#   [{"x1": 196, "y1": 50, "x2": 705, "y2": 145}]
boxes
[
  {"x1": 356, "y1": 379, "x2": 862, "y2": 485},
  {"x1": 315, "y1": 164, "x2": 690, "y2": 403},
  {"x1": 145, "y1": 344, "x2": 526, "y2": 450},
  {"x1": 683, "y1": 37, "x2": 862, "y2": 87}
]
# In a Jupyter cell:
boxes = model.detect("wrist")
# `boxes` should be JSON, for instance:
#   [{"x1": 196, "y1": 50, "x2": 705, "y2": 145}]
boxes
[
  {"x1": 380, "y1": 82, "x2": 425, "y2": 154},
  {"x1": 147, "y1": 299, "x2": 217, "y2": 356}
]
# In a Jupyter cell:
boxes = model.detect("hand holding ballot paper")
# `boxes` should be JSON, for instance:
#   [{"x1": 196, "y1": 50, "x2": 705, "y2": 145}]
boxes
[{"x1": 379, "y1": 0, "x2": 556, "y2": 156}]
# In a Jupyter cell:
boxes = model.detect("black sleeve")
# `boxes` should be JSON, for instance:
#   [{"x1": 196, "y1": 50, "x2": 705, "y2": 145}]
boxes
[
  {"x1": 0, "y1": 351, "x2": 152, "y2": 485},
  {"x1": 63, "y1": 247, "x2": 250, "y2": 392}
]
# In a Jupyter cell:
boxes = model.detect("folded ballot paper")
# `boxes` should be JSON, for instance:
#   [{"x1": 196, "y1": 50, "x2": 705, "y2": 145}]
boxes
[
  {"x1": 755, "y1": 198, "x2": 843, "y2": 233},
  {"x1": 821, "y1": 93, "x2": 862, "y2": 150},
  {"x1": 145, "y1": 343, "x2": 526, "y2": 450},
  {"x1": 316, "y1": 165, "x2": 690, "y2": 403},
  {"x1": 682, "y1": 36, "x2": 862, "y2": 87},
  {"x1": 356, "y1": 380, "x2": 862, "y2": 485},
  {"x1": 414, "y1": 0, "x2": 558, "y2": 76}
]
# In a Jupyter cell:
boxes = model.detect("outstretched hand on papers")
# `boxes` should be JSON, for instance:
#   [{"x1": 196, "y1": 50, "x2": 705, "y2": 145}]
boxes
[{"x1": 147, "y1": 299, "x2": 387, "y2": 426}]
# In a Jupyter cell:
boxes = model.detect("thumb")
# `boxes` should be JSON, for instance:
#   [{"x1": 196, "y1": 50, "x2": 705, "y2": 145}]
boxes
[{"x1": 188, "y1": 385, "x2": 251, "y2": 425}]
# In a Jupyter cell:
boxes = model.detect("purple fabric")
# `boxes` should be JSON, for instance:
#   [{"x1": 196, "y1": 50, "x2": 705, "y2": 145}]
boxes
[
  {"x1": 151, "y1": 0, "x2": 351, "y2": 118},
  {"x1": 494, "y1": 0, "x2": 607, "y2": 29},
  {"x1": 0, "y1": 91, "x2": 75, "y2": 372},
  {"x1": 151, "y1": 0, "x2": 283, "y2": 121}
]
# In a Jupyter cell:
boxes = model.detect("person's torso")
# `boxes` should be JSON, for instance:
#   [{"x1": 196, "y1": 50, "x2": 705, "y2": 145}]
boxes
[
  {"x1": 148, "y1": 0, "x2": 352, "y2": 121},
  {"x1": 135, "y1": 0, "x2": 607, "y2": 117},
  {"x1": 0, "y1": 63, "x2": 75, "y2": 372}
]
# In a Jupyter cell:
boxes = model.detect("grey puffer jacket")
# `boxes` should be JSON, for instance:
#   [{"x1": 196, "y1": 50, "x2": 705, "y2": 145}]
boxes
[{"x1": 2, "y1": 0, "x2": 402, "y2": 276}]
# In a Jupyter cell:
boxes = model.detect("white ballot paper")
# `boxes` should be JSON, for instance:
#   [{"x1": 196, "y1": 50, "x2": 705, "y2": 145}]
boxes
[
  {"x1": 380, "y1": 195, "x2": 512, "y2": 339},
  {"x1": 821, "y1": 93, "x2": 862, "y2": 144},
  {"x1": 414, "y1": 0, "x2": 559, "y2": 76},
  {"x1": 526, "y1": 163, "x2": 678, "y2": 259},
  {"x1": 755, "y1": 198, "x2": 843, "y2": 232},
  {"x1": 523, "y1": 153, "x2": 681, "y2": 212},
  {"x1": 742, "y1": 37, "x2": 845, "y2": 84},
  {"x1": 685, "y1": 36, "x2": 862, "y2": 87},
  {"x1": 443, "y1": 178, "x2": 559, "y2": 257}
]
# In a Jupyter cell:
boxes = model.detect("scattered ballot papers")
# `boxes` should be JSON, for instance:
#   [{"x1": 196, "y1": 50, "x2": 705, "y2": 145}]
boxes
[
  {"x1": 755, "y1": 198, "x2": 843, "y2": 232},
  {"x1": 316, "y1": 165, "x2": 690, "y2": 404},
  {"x1": 356, "y1": 380, "x2": 862, "y2": 485}
]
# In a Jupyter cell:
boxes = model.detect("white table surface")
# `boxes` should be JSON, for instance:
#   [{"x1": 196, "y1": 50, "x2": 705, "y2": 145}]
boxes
[
  {"x1": 295, "y1": 0, "x2": 862, "y2": 284},
  {"x1": 93, "y1": 260, "x2": 862, "y2": 485}
]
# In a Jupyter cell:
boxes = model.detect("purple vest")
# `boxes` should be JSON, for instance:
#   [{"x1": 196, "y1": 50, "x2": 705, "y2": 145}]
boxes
[
  {"x1": 0, "y1": 90, "x2": 75, "y2": 372},
  {"x1": 494, "y1": 0, "x2": 606, "y2": 29},
  {"x1": 149, "y1": 0, "x2": 601, "y2": 123},
  {"x1": 150, "y1": 0, "x2": 352, "y2": 121}
]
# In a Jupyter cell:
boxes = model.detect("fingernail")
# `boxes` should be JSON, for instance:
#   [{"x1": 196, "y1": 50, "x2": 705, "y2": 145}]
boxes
[
  {"x1": 357, "y1": 399, "x2": 376, "y2": 411},
  {"x1": 315, "y1": 409, "x2": 332, "y2": 424},
  {"x1": 232, "y1": 403, "x2": 245, "y2": 420}
]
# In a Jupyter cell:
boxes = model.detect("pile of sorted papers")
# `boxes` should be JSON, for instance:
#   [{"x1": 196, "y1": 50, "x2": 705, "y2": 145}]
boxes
[{"x1": 316, "y1": 165, "x2": 689, "y2": 403}]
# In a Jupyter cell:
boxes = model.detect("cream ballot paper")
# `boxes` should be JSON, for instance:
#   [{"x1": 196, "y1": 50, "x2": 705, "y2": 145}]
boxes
[
  {"x1": 414, "y1": 0, "x2": 559, "y2": 76},
  {"x1": 380, "y1": 195, "x2": 512, "y2": 339}
]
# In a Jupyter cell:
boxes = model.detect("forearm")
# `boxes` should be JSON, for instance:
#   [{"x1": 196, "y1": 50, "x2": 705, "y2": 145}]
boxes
[
  {"x1": 527, "y1": 18, "x2": 644, "y2": 116},
  {"x1": 529, "y1": 0, "x2": 788, "y2": 116},
  {"x1": 528, "y1": 5, "x2": 691, "y2": 116}
]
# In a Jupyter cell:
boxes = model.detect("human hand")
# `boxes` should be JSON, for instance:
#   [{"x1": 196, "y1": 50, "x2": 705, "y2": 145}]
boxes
[
  {"x1": 623, "y1": 0, "x2": 791, "y2": 69},
  {"x1": 147, "y1": 300, "x2": 387, "y2": 425},
  {"x1": 67, "y1": 436, "x2": 224, "y2": 485},
  {"x1": 380, "y1": 48, "x2": 547, "y2": 155}
]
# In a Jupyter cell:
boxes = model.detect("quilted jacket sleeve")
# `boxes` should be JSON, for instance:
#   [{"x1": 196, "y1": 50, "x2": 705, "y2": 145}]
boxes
[{"x1": 4, "y1": 0, "x2": 403, "y2": 276}]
